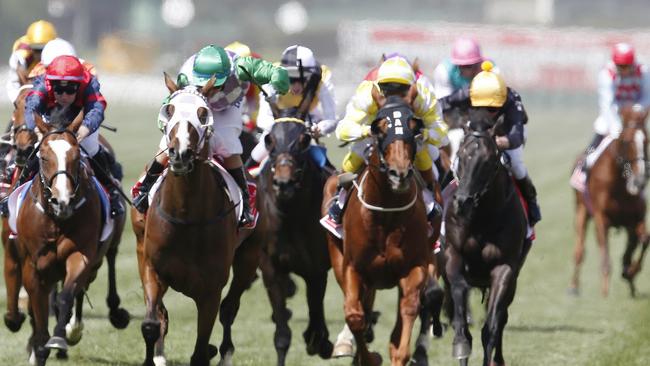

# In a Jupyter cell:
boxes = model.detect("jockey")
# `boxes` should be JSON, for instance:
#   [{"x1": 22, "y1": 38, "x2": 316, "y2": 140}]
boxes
[
  {"x1": 326, "y1": 56, "x2": 449, "y2": 225},
  {"x1": 132, "y1": 44, "x2": 289, "y2": 227},
  {"x1": 434, "y1": 38, "x2": 491, "y2": 162},
  {"x1": 467, "y1": 61, "x2": 541, "y2": 225},
  {"x1": 22, "y1": 55, "x2": 124, "y2": 217},
  {"x1": 225, "y1": 41, "x2": 262, "y2": 132},
  {"x1": 582, "y1": 43, "x2": 650, "y2": 167},
  {"x1": 28, "y1": 38, "x2": 97, "y2": 80},
  {"x1": 6, "y1": 20, "x2": 57, "y2": 104},
  {"x1": 248, "y1": 44, "x2": 337, "y2": 172}
]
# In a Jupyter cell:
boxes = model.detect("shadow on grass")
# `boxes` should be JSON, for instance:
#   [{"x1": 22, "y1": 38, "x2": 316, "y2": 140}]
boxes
[
  {"x1": 83, "y1": 356, "x2": 190, "y2": 366},
  {"x1": 508, "y1": 324, "x2": 600, "y2": 334}
]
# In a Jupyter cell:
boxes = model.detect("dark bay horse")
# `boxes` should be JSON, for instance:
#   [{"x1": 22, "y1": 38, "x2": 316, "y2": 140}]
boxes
[
  {"x1": 571, "y1": 104, "x2": 650, "y2": 297},
  {"x1": 135, "y1": 75, "x2": 261, "y2": 366},
  {"x1": 444, "y1": 109, "x2": 527, "y2": 366},
  {"x1": 255, "y1": 105, "x2": 334, "y2": 364},
  {"x1": 323, "y1": 84, "x2": 433, "y2": 366},
  {"x1": 15, "y1": 110, "x2": 117, "y2": 365}
]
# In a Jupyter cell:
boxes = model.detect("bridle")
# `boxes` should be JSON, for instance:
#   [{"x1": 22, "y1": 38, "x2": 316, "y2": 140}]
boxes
[{"x1": 454, "y1": 130, "x2": 504, "y2": 207}]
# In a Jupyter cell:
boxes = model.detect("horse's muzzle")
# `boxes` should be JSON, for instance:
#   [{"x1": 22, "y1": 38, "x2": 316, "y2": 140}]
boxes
[
  {"x1": 15, "y1": 147, "x2": 34, "y2": 167},
  {"x1": 387, "y1": 167, "x2": 413, "y2": 193},
  {"x1": 48, "y1": 197, "x2": 73, "y2": 220},
  {"x1": 168, "y1": 147, "x2": 195, "y2": 175},
  {"x1": 453, "y1": 195, "x2": 476, "y2": 219}
]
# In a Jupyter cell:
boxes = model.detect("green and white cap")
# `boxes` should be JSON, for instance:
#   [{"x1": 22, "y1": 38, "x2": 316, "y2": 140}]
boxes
[{"x1": 191, "y1": 45, "x2": 231, "y2": 87}]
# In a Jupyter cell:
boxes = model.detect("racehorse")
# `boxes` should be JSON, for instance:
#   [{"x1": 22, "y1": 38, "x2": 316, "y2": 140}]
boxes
[
  {"x1": 570, "y1": 103, "x2": 650, "y2": 297},
  {"x1": 134, "y1": 74, "x2": 261, "y2": 366},
  {"x1": 444, "y1": 108, "x2": 527, "y2": 366},
  {"x1": 254, "y1": 79, "x2": 334, "y2": 365},
  {"x1": 14, "y1": 109, "x2": 119, "y2": 365},
  {"x1": 322, "y1": 84, "x2": 433, "y2": 366}
]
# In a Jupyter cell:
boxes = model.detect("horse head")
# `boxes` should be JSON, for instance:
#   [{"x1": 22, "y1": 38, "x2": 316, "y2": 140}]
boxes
[
  {"x1": 265, "y1": 115, "x2": 311, "y2": 199},
  {"x1": 453, "y1": 108, "x2": 503, "y2": 218},
  {"x1": 369, "y1": 83, "x2": 422, "y2": 193},
  {"x1": 618, "y1": 103, "x2": 649, "y2": 195},
  {"x1": 12, "y1": 87, "x2": 38, "y2": 167},
  {"x1": 34, "y1": 107, "x2": 84, "y2": 220},
  {"x1": 159, "y1": 72, "x2": 214, "y2": 175}
]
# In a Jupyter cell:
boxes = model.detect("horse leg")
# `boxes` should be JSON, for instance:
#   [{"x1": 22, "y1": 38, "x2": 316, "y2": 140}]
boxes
[
  {"x1": 260, "y1": 253, "x2": 292, "y2": 366},
  {"x1": 328, "y1": 237, "x2": 357, "y2": 358},
  {"x1": 481, "y1": 265, "x2": 515, "y2": 366},
  {"x1": 141, "y1": 259, "x2": 168, "y2": 366},
  {"x1": 218, "y1": 239, "x2": 261, "y2": 366},
  {"x1": 303, "y1": 271, "x2": 333, "y2": 359},
  {"x1": 570, "y1": 196, "x2": 589, "y2": 295},
  {"x1": 190, "y1": 295, "x2": 222, "y2": 366},
  {"x1": 22, "y1": 262, "x2": 51, "y2": 366},
  {"x1": 446, "y1": 247, "x2": 472, "y2": 363},
  {"x1": 3, "y1": 236, "x2": 25, "y2": 332},
  {"x1": 389, "y1": 265, "x2": 426, "y2": 366},
  {"x1": 593, "y1": 213, "x2": 611, "y2": 297},
  {"x1": 411, "y1": 269, "x2": 445, "y2": 366},
  {"x1": 343, "y1": 265, "x2": 381, "y2": 366},
  {"x1": 105, "y1": 239, "x2": 130, "y2": 329},
  {"x1": 46, "y1": 252, "x2": 91, "y2": 353},
  {"x1": 54, "y1": 291, "x2": 84, "y2": 360}
]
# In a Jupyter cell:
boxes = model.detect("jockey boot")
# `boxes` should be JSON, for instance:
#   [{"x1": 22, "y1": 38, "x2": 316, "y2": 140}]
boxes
[
  {"x1": 328, "y1": 172, "x2": 356, "y2": 224},
  {"x1": 515, "y1": 175, "x2": 542, "y2": 226},
  {"x1": 227, "y1": 167, "x2": 254, "y2": 228},
  {"x1": 133, "y1": 160, "x2": 165, "y2": 214},
  {"x1": 581, "y1": 133, "x2": 605, "y2": 173},
  {"x1": 89, "y1": 147, "x2": 124, "y2": 218}
]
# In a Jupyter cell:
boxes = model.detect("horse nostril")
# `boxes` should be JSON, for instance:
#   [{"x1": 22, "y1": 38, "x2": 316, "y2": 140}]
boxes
[
  {"x1": 168, "y1": 147, "x2": 176, "y2": 157},
  {"x1": 388, "y1": 169, "x2": 399, "y2": 177}
]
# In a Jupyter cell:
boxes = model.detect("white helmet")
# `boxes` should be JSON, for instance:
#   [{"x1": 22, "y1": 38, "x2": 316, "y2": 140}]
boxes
[
  {"x1": 281, "y1": 45, "x2": 318, "y2": 78},
  {"x1": 41, "y1": 38, "x2": 77, "y2": 67}
]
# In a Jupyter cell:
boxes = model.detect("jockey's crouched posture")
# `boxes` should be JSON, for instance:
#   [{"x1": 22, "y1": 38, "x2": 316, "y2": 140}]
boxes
[
  {"x1": 442, "y1": 61, "x2": 541, "y2": 225},
  {"x1": 132, "y1": 45, "x2": 289, "y2": 227},
  {"x1": 326, "y1": 56, "x2": 449, "y2": 226},
  {"x1": 17, "y1": 55, "x2": 123, "y2": 217}
]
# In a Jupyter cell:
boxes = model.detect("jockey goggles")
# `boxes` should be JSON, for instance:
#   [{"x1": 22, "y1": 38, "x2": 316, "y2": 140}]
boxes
[{"x1": 53, "y1": 82, "x2": 79, "y2": 95}]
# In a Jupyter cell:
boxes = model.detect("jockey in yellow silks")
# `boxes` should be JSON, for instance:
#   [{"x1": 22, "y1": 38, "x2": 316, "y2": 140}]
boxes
[{"x1": 326, "y1": 56, "x2": 449, "y2": 225}]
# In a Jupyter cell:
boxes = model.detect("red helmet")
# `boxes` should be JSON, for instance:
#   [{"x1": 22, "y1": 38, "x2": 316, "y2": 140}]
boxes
[
  {"x1": 45, "y1": 55, "x2": 85, "y2": 81},
  {"x1": 612, "y1": 43, "x2": 635, "y2": 66}
]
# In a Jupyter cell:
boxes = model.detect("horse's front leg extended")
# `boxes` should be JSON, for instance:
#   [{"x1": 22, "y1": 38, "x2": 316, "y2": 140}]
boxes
[
  {"x1": 482, "y1": 265, "x2": 515, "y2": 366},
  {"x1": 105, "y1": 238, "x2": 130, "y2": 329},
  {"x1": 593, "y1": 212, "x2": 611, "y2": 297},
  {"x1": 3, "y1": 235, "x2": 26, "y2": 332},
  {"x1": 445, "y1": 246, "x2": 471, "y2": 363},
  {"x1": 570, "y1": 194, "x2": 589, "y2": 294},
  {"x1": 22, "y1": 260, "x2": 51, "y2": 366},
  {"x1": 141, "y1": 258, "x2": 168, "y2": 366},
  {"x1": 390, "y1": 265, "x2": 426, "y2": 366},
  {"x1": 46, "y1": 251, "x2": 90, "y2": 352},
  {"x1": 344, "y1": 264, "x2": 381, "y2": 366}
]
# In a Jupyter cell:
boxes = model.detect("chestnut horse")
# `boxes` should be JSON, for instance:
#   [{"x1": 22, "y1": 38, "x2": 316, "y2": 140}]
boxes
[
  {"x1": 444, "y1": 109, "x2": 527, "y2": 366},
  {"x1": 133, "y1": 75, "x2": 260, "y2": 366},
  {"x1": 323, "y1": 85, "x2": 432, "y2": 366},
  {"x1": 571, "y1": 104, "x2": 650, "y2": 297},
  {"x1": 256, "y1": 98, "x2": 334, "y2": 364},
  {"x1": 14, "y1": 110, "x2": 116, "y2": 365}
]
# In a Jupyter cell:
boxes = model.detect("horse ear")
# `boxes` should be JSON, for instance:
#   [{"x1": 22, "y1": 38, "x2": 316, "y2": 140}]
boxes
[
  {"x1": 405, "y1": 82, "x2": 418, "y2": 106},
  {"x1": 371, "y1": 118, "x2": 388, "y2": 136},
  {"x1": 412, "y1": 57, "x2": 420, "y2": 75},
  {"x1": 164, "y1": 72, "x2": 179, "y2": 94},
  {"x1": 67, "y1": 109, "x2": 84, "y2": 133},
  {"x1": 17, "y1": 67, "x2": 29, "y2": 86},
  {"x1": 33, "y1": 112, "x2": 50, "y2": 134},
  {"x1": 371, "y1": 84, "x2": 386, "y2": 108},
  {"x1": 201, "y1": 76, "x2": 217, "y2": 97}
]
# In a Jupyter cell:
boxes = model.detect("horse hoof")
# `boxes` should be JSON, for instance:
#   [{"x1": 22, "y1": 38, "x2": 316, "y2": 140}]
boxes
[
  {"x1": 109, "y1": 307, "x2": 131, "y2": 329},
  {"x1": 318, "y1": 339, "x2": 334, "y2": 359},
  {"x1": 411, "y1": 344, "x2": 429, "y2": 366},
  {"x1": 4, "y1": 311, "x2": 26, "y2": 332},
  {"x1": 65, "y1": 320, "x2": 84, "y2": 345},
  {"x1": 286, "y1": 277, "x2": 297, "y2": 298},
  {"x1": 217, "y1": 351, "x2": 232, "y2": 366},
  {"x1": 208, "y1": 344, "x2": 219, "y2": 360},
  {"x1": 490, "y1": 361, "x2": 506, "y2": 366},
  {"x1": 45, "y1": 336, "x2": 68, "y2": 351},
  {"x1": 368, "y1": 351, "x2": 382, "y2": 366},
  {"x1": 432, "y1": 322, "x2": 444, "y2": 338},
  {"x1": 56, "y1": 349, "x2": 68, "y2": 359},
  {"x1": 452, "y1": 341, "x2": 471, "y2": 359},
  {"x1": 332, "y1": 341, "x2": 354, "y2": 358},
  {"x1": 153, "y1": 355, "x2": 167, "y2": 366}
]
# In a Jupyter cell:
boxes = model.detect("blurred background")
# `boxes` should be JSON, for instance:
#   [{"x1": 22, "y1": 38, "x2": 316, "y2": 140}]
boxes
[{"x1": 1, "y1": 2, "x2": 650, "y2": 365}]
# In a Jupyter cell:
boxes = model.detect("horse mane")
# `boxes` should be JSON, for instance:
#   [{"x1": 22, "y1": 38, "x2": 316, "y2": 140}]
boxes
[
  {"x1": 49, "y1": 106, "x2": 73, "y2": 130},
  {"x1": 467, "y1": 108, "x2": 496, "y2": 132}
]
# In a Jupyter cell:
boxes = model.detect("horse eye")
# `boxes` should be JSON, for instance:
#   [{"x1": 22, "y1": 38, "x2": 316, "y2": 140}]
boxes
[{"x1": 197, "y1": 107, "x2": 208, "y2": 125}]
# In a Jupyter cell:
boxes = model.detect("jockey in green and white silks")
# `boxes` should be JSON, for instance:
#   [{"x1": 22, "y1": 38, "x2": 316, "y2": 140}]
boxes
[{"x1": 133, "y1": 45, "x2": 289, "y2": 227}]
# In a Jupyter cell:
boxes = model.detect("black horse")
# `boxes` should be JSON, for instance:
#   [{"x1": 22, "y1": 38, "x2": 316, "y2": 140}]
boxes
[{"x1": 444, "y1": 109, "x2": 527, "y2": 366}]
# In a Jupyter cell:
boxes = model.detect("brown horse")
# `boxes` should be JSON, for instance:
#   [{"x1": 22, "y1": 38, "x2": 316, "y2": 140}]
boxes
[
  {"x1": 14, "y1": 109, "x2": 116, "y2": 365},
  {"x1": 134, "y1": 74, "x2": 261, "y2": 366},
  {"x1": 323, "y1": 85, "x2": 432, "y2": 366},
  {"x1": 255, "y1": 102, "x2": 334, "y2": 364},
  {"x1": 444, "y1": 109, "x2": 527, "y2": 366},
  {"x1": 571, "y1": 104, "x2": 650, "y2": 297}
]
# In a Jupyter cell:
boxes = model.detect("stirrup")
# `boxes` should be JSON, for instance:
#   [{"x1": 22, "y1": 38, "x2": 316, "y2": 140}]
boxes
[{"x1": 133, "y1": 193, "x2": 149, "y2": 214}]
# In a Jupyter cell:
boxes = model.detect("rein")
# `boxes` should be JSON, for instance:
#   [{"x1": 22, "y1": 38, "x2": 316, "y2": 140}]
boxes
[{"x1": 352, "y1": 168, "x2": 418, "y2": 212}]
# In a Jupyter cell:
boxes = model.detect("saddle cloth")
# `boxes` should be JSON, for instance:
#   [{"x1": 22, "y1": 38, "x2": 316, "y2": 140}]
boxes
[
  {"x1": 569, "y1": 135, "x2": 615, "y2": 193},
  {"x1": 135, "y1": 158, "x2": 258, "y2": 228},
  {"x1": 8, "y1": 177, "x2": 114, "y2": 242}
]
